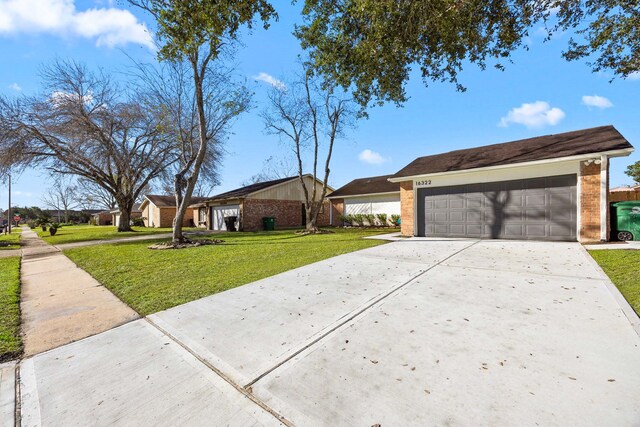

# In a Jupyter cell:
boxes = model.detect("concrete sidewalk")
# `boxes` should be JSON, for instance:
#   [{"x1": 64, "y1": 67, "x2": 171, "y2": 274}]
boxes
[{"x1": 20, "y1": 227, "x2": 138, "y2": 356}]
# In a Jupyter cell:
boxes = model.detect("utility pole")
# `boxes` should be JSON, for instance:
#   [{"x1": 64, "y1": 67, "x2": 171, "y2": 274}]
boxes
[{"x1": 7, "y1": 173, "x2": 11, "y2": 234}]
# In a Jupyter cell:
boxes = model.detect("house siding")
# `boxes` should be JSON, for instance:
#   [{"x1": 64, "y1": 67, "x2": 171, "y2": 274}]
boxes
[
  {"x1": 330, "y1": 198, "x2": 344, "y2": 226},
  {"x1": 242, "y1": 199, "x2": 304, "y2": 231}
]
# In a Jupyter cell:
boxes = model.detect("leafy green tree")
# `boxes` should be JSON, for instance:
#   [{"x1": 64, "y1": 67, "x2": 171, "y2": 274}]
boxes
[
  {"x1": 129, "y1": 0, "x2": 276, "y2": 244},
  {"x1": 626, "y1": 161, "x2": 640, "y2": 184},
  {"x1": 296, "y1": 0, "x2": 639, "y2": 109}
]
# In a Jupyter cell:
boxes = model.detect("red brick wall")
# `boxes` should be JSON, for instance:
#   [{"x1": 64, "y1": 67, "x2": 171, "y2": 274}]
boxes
[
  {"x1": 330, "y1": 198, "x2": 344, "y2": 226},
  {"x1": 242, "y1": 199, "x2": 305, "y2": 231},
  {"x1": 316, "y1": 200, "x2": 332, "y2": 227},
  {"x1": 580, "y1": 161, "x2": 603, "y2": 242},
  {"x1": 400, "y1": 181, "x2": 414, "y2": 236}
]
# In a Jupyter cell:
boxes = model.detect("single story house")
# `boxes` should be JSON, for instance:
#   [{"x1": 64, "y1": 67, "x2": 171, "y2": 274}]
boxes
[
  {"x1": 386, "y1": 125, "x2": 633, "y2": 242},
  {"x1": 191, "y1": 175, "x2": 335, "y2": 231},
  {"x1": 92, "y1": 210, "x2": 112, "y2": 225},
  {"x1": 328, "y1": 175, "x2": 400, "y2": 225},
  {"x1": 140, "y1": 195, "x2": 207, "y2": 228},
  {"x1": 110, "y1": 203, "x2": 142, "y2": 227}
]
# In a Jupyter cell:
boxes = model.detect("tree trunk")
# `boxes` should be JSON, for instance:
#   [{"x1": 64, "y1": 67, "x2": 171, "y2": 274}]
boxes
[
  {"x1": 116, "y1": 198, "x2": 134, "y2": 232},
  {"x1": 305, "y1": 202, "x2": 319, "y2": 232}
]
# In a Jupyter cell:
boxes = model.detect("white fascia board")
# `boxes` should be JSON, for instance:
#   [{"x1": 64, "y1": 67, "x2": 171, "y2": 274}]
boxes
[
  {"x1": 327, "y1": 191, "x2": 400, "y2": 199},
  {"x1": 387, "y1": 148, "x2": 634, "y2": 183},
  {"x1": 600, "y1": 154, "x2": 609, "y2": 241}
]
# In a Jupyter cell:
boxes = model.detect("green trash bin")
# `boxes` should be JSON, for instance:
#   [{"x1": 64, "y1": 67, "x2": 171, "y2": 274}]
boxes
[
  {"x1": 611, "y1": 201, "x2": 640, "y2": 241},
  {"x1": 262, "y1": 216, "x2": 275, "y2": 231}
]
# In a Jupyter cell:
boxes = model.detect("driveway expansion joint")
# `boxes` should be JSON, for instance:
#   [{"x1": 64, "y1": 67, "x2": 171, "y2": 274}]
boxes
[
  {"x1": 244, "y1": 240, "x2": 481, "y2": 388},
  {"x1": 144, "y1": 317, "x2": 294, "y2": 426}
]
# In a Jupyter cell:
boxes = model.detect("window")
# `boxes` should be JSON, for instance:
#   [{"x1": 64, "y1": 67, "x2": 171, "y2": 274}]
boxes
[{"x1": 198, "y1": 207, "x2": 207, "y2": 224}]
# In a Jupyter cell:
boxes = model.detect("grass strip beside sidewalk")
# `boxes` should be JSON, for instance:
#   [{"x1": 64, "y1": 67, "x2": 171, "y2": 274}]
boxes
[{"x1": 0, "y1": 257, "x2": 21, "y2": 361}]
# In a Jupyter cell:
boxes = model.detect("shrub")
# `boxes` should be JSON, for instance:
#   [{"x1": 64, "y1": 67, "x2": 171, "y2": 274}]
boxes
[
  {"x1": 346, "y1": 214, "x2": 355, "y2": 226},
  {"x1": 390, "y1": 214, "x2": 401, "y2": 226},
  {"x1": 364, "y1": 214, "x2": 376, "y2": 227},
  {"x1": 352, "y1": 214, "x2": 366, "y2": 227},
  {"x1": 376, "y1": 213, "x2": 388, "y2": 226},
  {"x1": 131, "y1": 217, "x2": 146, "y2": 227},
  {"x1": 337, "y1": 214, "x2": 350, "y2": 226},
  {"x1": 48, "y1": 222, "x2": 62, "y2": 236}
]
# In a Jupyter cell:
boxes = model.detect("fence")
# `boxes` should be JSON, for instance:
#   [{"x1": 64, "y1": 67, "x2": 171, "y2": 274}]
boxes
[{"x1": 610, "y1": 190, "x2": 640, "y2": 202}]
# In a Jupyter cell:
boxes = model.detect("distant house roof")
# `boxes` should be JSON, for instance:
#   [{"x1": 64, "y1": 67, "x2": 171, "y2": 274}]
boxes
[
  {"x1": 92, "y1": 210, "x2": 112, "y2": 216},
  {"x1": 391, "y1": 126, "x2": 633, "y2": 180},
  {"x1": 328, "y1": 175, "x2": 399, "y2": 198},
  {"x1": 110, "y1": 203, "x2": 142, "y2": 214},
  {"x1": 201, "y1": 175, "x2": 333, "y2": 204},
  {"x1": 611, "y1": 185, "x2": 640, "y2": 192},
  {"x1": 142, "y1": 194, "x2": 207, "y2": 208}
]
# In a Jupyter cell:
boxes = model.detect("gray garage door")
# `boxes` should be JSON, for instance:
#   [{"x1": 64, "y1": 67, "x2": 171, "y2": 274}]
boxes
[{"x1": 417, "y1": 174, "x2": 577, "y2": 241}]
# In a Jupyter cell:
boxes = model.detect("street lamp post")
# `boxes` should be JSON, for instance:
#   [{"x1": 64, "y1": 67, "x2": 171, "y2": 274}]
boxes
[{"x1": 7, "y1": 173, "x2": 11, "y2": 234}]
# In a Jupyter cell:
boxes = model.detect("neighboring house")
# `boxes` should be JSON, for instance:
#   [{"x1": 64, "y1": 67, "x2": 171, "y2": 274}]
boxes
[
  {"x1": 385, "y1": 125, "x2": 633, "y2": 242},
  {"x1": 111, "y1": 204, "x2": 143, "y2": 227},
  {"x1": 92, "y1": 210, "x2": 112, "y2": 225},
  {"x1": 328, "y1": 175, "x2": 400, "y2": 225},
  {"x1": 610, "y1": 185, "x2": 640, "y2": 202},
  {"x1": 139, "y1": 195, "x2": 207, "y2": 228},
  {"x1": 191, "y1": 175, "x2": 334, "y2": 231}
]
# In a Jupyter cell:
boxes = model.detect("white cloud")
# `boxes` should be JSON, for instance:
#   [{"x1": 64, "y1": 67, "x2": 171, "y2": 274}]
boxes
[
  {"x1": 253, "y1": 72, "x2": 285, "y2": 90},
  {"x1": 628, "y1": 72, "x2": 640, "y2": 81},
  {"x1": 358, "y1": 149, "x2": 389, "y2": 165},
  {"x1": 14, "y1": 190, "x2": 33, "y2": 197},
  {"x1": 499, "y1": 101, "x2": 565, "y2": 129},
  {"x1": 582, "y1": 95, "x2": 613, "y2": 109},
  {"x1": 8, "y1": 83, "x2": 21, "y2": 91},
  {"x1": 0, "y1": 0, "x2": 154, "y2": 50}
]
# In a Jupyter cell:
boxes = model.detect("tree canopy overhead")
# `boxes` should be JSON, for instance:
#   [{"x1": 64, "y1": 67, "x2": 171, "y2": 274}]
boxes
[{"x1": 296, "y1": 0, "x2": 639, "y2": 109}]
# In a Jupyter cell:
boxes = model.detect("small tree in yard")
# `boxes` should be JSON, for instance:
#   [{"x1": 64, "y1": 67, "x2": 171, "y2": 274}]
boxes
[
  {"x1": 263, "y1": 67, "x2": 354, "y2": 233},
  {"x1": 130, "y1": 0, "x2": 276, "y2": 244},
  {"x1": 41, "y1": 175, "x2": 79, "y2": 223}
]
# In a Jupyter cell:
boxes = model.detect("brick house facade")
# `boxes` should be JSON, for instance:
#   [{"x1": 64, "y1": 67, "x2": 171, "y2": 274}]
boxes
[
  {"x1": 140, "y1": 195, "x2": 207, "y2": 228},
  {"x1": 193, "y1": 175, "x2": 334, "y2": 232}
]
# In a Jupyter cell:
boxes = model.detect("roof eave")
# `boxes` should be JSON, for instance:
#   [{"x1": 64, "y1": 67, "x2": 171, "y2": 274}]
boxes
[
  {"x1": 388, "y1": 148, "x2": 634, "y2": 183},
  {"x1": 327, "y1": 190, "x2": 400, "y2": 199}
]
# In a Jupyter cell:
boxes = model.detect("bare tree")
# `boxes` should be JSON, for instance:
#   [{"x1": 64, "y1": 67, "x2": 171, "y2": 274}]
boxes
[
  {"x1": 41, "y1": 175, "x2": 79, "y2": 223},
  {"x1": 0, "y1": 60, "x2": 177, "y2": 231},
  {"x1": 263, "y1": 67, "x2": 354, "y2": 232},
  {"x1": 76, "y1": 178, "x2": 117, "y2": 210},
  {"x1": 136, "y1": 60, "x2": 250, "y2": 241},
  {"x1": 242, "y1": 155, "x2": 296, "y2": 186}
]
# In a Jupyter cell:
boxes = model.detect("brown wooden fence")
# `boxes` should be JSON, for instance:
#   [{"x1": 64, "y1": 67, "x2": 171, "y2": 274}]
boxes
[{"x1": 610, "y1": 191, "x2": 640, "y2": 202}]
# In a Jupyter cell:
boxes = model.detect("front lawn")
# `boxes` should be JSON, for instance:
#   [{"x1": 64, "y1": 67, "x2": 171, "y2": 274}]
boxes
[
  {"x1": 0, "y1": 257, "x2": 21, "y2": 362},
  {"x1": 0, "y1": 228, "x2": 21, "y2": 250},
  {"x1": 590, "y1": 250, "x2": 640, "y2": 315},
  {"x1": 37, "y1": 224, "x2": 196, "y2": 245},
  {"x1": 64, "y1": 228, "x2": 390, "y2": 315}
]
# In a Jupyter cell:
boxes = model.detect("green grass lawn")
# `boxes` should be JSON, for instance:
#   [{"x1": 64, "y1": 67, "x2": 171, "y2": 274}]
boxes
[
  {"x1": 64, "y1": 228, "x2": 390, "y2": 316},
  {"x1": 0, "y1": 229, "x2": 21, "y2": 250},
  {"x1": 37, "y1": 224, "x2": 196, "y2": 245},
  {"x1": 590, "y1": 250, "x2": 640, "y2": 315},
  {"x1": 0, "y1": 257, "x2": 21, "y2": 362}
]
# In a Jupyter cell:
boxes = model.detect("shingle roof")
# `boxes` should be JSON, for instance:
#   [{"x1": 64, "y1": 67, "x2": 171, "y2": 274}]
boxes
[
  {"x1": 329, "y1": 175, "x2": 399, "y2": 198},
  {"x1": 392, "y1": 126, "x2": 633, "y2": 179},
  {"x1": 144, "y1": 194, "x2": 207, "y2": 208},
  {"x1": 206, "y1": 176, "x2": 299, "y2": 201}
]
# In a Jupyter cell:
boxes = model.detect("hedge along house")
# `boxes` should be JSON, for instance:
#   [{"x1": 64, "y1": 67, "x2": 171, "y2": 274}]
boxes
[
  {"x1": 139, "y1": 195, "x2": 207, "y2": 228},
  {"x1": 191, "y1": 175, "x2": 335, "y2": 231},
  {"x1": 388, "y1": 126, "x2": 633, "y2": 242},
  {"x1": 328, "y1": 175, "x2": 400, "y2": 226}
]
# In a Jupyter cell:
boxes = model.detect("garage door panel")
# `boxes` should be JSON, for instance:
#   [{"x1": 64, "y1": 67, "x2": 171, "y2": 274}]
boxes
[{"x1": 417, "y1": 174, "x2": 577, "y2": 241}]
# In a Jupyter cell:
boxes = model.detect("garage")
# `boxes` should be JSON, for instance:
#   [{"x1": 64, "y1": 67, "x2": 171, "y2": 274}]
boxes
[
  {"x1": 417, "y1": 174, "x2": 577, "y2": 241},
  {"x1": 388, "y1": 126, "x2": 634, "y2": 243},
  {"x1": 210, "y1": 205, "x2": 239, "y2": 231}
]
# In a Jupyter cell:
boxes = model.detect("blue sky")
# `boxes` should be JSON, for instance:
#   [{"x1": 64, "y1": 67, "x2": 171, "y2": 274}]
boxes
[{"x1": 0, "y1": 0, "x2": 638, "y2": 208}]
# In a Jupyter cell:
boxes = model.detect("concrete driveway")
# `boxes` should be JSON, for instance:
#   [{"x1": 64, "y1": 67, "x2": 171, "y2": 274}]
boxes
[{"x1": 16, "y1": 239, "x2": 640, "y2": 426}]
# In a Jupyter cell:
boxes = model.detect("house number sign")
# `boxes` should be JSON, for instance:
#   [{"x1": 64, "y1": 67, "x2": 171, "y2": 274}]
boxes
[{"x1": 415, "y1": 179, "x2": 432, "y2": 186}]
